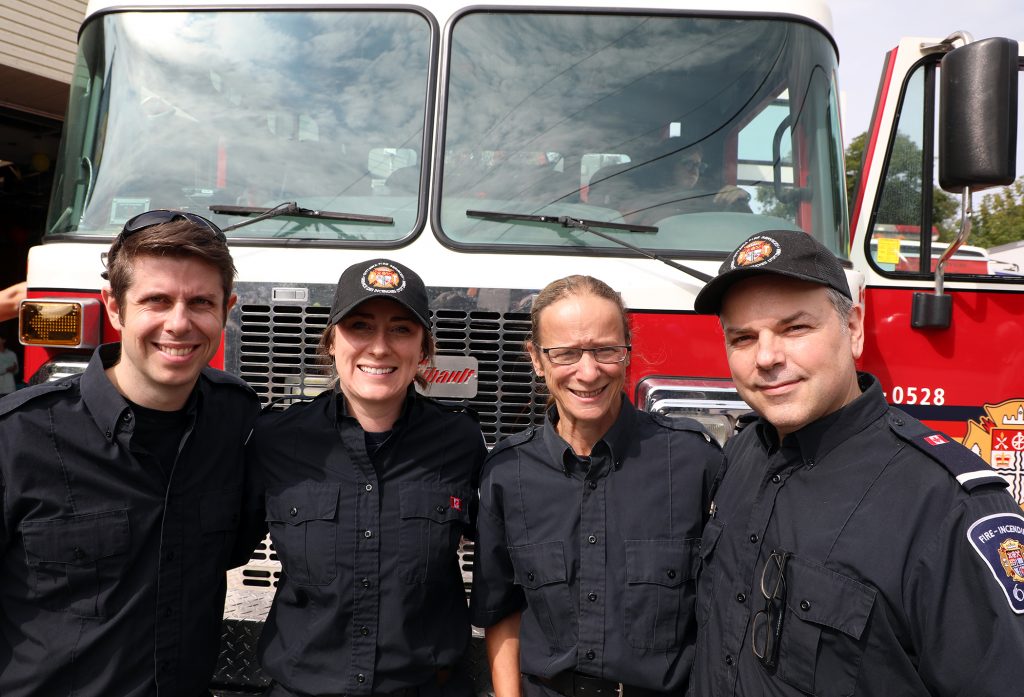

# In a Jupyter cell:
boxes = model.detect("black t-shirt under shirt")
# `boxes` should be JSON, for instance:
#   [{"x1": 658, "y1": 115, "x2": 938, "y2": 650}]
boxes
[{"x1": 128, "y1": 400, "x2": 189, "y2": 478}]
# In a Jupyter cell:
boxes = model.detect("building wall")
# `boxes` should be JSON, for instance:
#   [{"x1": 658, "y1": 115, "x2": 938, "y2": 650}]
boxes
[{"x1": 0, "y1": 0, "x2": 87, "y2": 117}]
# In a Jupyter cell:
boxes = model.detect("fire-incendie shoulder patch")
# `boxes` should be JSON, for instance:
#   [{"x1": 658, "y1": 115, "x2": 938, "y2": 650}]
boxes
[{"x1": 967, "y1": 512, "x2": 1024, "y2": 614}]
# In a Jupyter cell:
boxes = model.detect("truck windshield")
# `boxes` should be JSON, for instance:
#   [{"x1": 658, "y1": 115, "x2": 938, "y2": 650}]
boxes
[
  {"x1": 439, "y1": 12, "x2": 848, "y2": 256},
  {"x1": 46, "y1": 9, "x2": 432, "y2": 241}
]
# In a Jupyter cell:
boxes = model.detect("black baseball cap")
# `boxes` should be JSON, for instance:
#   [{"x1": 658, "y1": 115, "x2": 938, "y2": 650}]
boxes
[
  {"x1": 328, "y1": 259, "x2": 430, "y2": 330},
  {"x1": 693, "y1": 230, "x2": 851, "y2": 315}
]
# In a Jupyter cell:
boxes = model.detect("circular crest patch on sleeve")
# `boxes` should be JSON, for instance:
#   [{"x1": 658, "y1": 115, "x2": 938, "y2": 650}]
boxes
[{"x1": 968, "y1": 512, "x2": 1024, "y2": 614}]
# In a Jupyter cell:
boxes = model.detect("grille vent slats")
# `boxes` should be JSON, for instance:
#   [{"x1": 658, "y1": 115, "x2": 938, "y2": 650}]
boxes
[{"x1": 234, "y1": 302, "x2": 547, "y2": 446}]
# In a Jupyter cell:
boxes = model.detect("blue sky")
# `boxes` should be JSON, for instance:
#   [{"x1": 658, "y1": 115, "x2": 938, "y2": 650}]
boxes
[{"x1": 830, "y1": 0, "x2": 1022, "y2": 147}]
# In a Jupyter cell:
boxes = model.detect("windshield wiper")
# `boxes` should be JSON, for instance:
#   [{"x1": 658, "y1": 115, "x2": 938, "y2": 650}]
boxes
[
  {"x1": 211, "y1": 201, "x2": 393, "y2": 231},
  {"x1": 466, "y1": 209, "x2": 712, "y2": 283}
]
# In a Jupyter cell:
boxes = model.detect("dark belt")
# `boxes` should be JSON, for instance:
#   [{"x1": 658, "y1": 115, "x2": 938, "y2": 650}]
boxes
[
  {"x1": 267, "y1": 670, "x2": 452, "y2": 697},
  {"x1": 530, "y1": 671, "x2": 659, "y2": 697}
]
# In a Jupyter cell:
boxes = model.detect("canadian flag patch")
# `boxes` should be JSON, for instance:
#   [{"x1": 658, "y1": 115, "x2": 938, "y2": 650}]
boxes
[
  {"x1": 924, "y1": 434, "x2": 949, "y2": 446},
  {"x1": 450, "y1": 496, "x2": 463, "y2": 511}
]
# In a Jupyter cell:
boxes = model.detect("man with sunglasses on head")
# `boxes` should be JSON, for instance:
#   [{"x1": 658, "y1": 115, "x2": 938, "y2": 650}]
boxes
[
  {"x1": 0, "y1": 210, "x2": 260, "y2": 697},
  {"x1": 688, "y1": 229, "x2": 1024, "y2": 697}
]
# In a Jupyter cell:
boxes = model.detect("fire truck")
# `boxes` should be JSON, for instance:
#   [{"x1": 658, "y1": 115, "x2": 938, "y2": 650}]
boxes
[{"x1": 16, "y1": 0, "x2": 1023, "y2": 690}]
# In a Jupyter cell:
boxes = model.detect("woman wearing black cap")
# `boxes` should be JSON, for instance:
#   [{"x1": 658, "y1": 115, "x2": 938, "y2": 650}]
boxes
[{"x1": 248, "y1": 259, "x2": 486, "y2": 697}]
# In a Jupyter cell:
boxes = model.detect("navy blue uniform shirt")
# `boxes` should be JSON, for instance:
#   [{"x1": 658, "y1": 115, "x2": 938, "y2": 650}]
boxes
[
  {"x1": 691, "y1": 373, "x2": 1024, "y2": 697},
  {"x1": 471, "y1": 395, "x2": 723, "y2": 693},
  {"x1": 249, "y1": 388, "x2": 486, "y2": 697},
  {"x1": 0, "y1": 343, "x2": 260, "y2": 697}
]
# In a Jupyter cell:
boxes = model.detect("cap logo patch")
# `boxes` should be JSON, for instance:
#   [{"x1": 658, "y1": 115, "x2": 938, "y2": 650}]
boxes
[
  {"x1": 732, "y1": 236, "x2": 781, "y2": 269},
  {"x1": 968, "y1": 513, "x2": 1024, "y2": 613},
  {"x1": 363, "y1": 264, "x2": 405, "y2": 294}
]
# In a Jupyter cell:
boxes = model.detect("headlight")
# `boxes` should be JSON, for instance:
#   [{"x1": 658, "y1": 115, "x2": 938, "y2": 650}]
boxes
[{"x1": 636, "y1": 376, "x2": 751, "y2": 446}]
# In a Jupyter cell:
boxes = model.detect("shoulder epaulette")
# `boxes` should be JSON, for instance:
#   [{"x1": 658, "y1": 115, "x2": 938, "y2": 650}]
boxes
[
  {"x1": 201, "y1": 367, "x2": 258, "y2": 394},
  {"x1": 262, "y1": 394, "x2": 316, "y2": 414},
  {"x1": 0, "y1": 378, "x2": 77, "y2": 419},
  {"x1": 424, "y1": 397, "x2": 480, "y2": 423},
  {"x1": 649, "y1": 411, "x2": 719, "y2": 444},
  {"x1": 488, "y1": 426, "x2": 538, "y2": 457},
  {"x1": 887, "y1": 408, "x2": 1007, "y2": 492}
]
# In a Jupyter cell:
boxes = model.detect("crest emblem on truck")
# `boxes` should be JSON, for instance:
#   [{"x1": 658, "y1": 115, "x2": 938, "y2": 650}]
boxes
[
  {"x1": 363, "y1": 264, "x2": 405, "y2": 292},
  {"x1": 732, "y1": 236, "x2": 780, "y2": 268},
  {"x1": 962, "y1": 399, "x2": 1024, "y2": 506}
]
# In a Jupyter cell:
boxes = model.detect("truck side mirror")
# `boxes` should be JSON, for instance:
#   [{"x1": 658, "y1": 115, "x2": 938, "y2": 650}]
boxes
[
  {"x1": 913, "y1": 36, "x2": 1018, "y2": 330},
  {"x1": 939, "y1": 37, "x2": 1018, "y2": 192}
]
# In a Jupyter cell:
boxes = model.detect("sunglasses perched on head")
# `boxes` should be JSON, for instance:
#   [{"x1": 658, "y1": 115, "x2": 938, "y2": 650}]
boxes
[
  {"x1": 120, "y1": 209, "x2": 226, "y2": 242},
  {"x1": 101, "y1": 210, "x2": 226, "y2": 279}
]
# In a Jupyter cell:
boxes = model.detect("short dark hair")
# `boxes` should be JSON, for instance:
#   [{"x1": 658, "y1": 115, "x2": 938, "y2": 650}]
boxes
[{"x1": 105, "y1": 219, "x2": 236, "y2": 311}]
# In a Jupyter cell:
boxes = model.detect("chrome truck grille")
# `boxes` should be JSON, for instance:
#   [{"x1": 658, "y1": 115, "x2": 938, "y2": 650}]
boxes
[{"x1": 225, "y1": 282, "x2": 548, "y2": 447}]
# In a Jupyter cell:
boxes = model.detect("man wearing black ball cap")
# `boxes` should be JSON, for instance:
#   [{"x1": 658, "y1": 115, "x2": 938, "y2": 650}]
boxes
[{"x1": 689, "y1": 229, "x2": 1024, "y2": 696}]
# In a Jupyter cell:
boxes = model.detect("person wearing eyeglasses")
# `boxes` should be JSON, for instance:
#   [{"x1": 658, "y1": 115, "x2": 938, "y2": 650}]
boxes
[
  {"x1": 471, "y1": 275, "x2": 723, "y2": 697},
  {"x1": 659, "y1": 145, "x2": 752, "y2": 218},
  {"x1": 591, "y1": 144, "x2": 751, "y2": 225},
  {"x1": 0, "y1": 210, "x2": 261, "y2": 697},
  {"x1": 689, "y1": 229, "x2": 1024, "y2": 697},
  {"x1": 247, "y1": 259, "x2": 486, "y2": 697}
]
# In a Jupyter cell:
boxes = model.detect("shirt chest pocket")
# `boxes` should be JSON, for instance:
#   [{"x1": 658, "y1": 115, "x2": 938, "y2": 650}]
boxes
[
  {"x1": 775, "y1": 556, "x2": 876, "y2": 697},
  {"x1": 696, "y1": 518, "x2": 725, "y2": 627},
  {"x1": 266, "y1": 483, "x2": 340, "y2": 587},
  {"x1": 509, "y1": 540, "x2": 577, "y2": 650},
  {"x1": 624, "y1": 538, "x2": 699, "y2": 650},
  {"x1": 21, "y1": 510, "x2": 130, "y2": 619},
  {"x1": 398, "y1": 482, "x2": 471, "y2": 584}
]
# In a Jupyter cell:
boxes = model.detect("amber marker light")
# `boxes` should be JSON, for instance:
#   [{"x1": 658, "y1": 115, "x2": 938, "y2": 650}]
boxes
[{"x1": 19, "y1": 299, "x2": 101, "y2": 349}]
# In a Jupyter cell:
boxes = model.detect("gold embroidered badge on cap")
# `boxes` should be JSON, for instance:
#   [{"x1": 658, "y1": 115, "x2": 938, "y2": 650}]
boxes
[
  {"x1": 732, "y1": 236, "x2": 780, "y2": 269},
  {"x1": 363, "y1": 264, "x2": 405, "y2": 293}
]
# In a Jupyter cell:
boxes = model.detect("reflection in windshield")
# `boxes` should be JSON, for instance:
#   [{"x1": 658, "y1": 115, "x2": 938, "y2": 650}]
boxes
[
  {"x1": 47, "y1": 10, "x2": 431, "y2": 240},
  {"x1": 440, "y1": 13, "x2": 847, "y2": 255}
]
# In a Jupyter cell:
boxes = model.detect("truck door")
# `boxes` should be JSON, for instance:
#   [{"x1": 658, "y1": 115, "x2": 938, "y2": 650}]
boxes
[{"x1": 852, "y1": 36, "x2": 1024, "y2": 504}]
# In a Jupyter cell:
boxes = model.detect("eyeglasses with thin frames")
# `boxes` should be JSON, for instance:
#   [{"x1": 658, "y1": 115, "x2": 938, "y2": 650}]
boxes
[
  {"x1": 751, "y1": 550, "x2": 790, "y2": 671},
  {"x1": 678, "y1": 159, "x2": 709, "y2": 174},
  {"x1": 536, "y1": 345, "x2": 631, "y2": 365}
]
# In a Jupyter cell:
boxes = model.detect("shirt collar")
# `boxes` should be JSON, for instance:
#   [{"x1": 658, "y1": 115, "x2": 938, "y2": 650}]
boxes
[
  {"x1": 81, "y1": 343, "x2": 202, "y2": 444},
  {"x1": 330, "y1": 384, "x2": 418, "y2": 432},
  {"x1": 754, "y1": 372, "x2": 888, "y2": 463},
  {"x1": 541, "y1": 393, "x2": 637, "y2": 476}
]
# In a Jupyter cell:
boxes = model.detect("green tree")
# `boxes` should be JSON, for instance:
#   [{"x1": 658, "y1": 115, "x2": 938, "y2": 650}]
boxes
[
  {"x1": 845, "y1": 131, "x2": 959, "y2": 239},
  {"x1": 845, "y1": 132, "x2": 866, "y2": 201},
  {"x1": 970, "y1": 178, "x2": 1024, "y2": 249}
]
